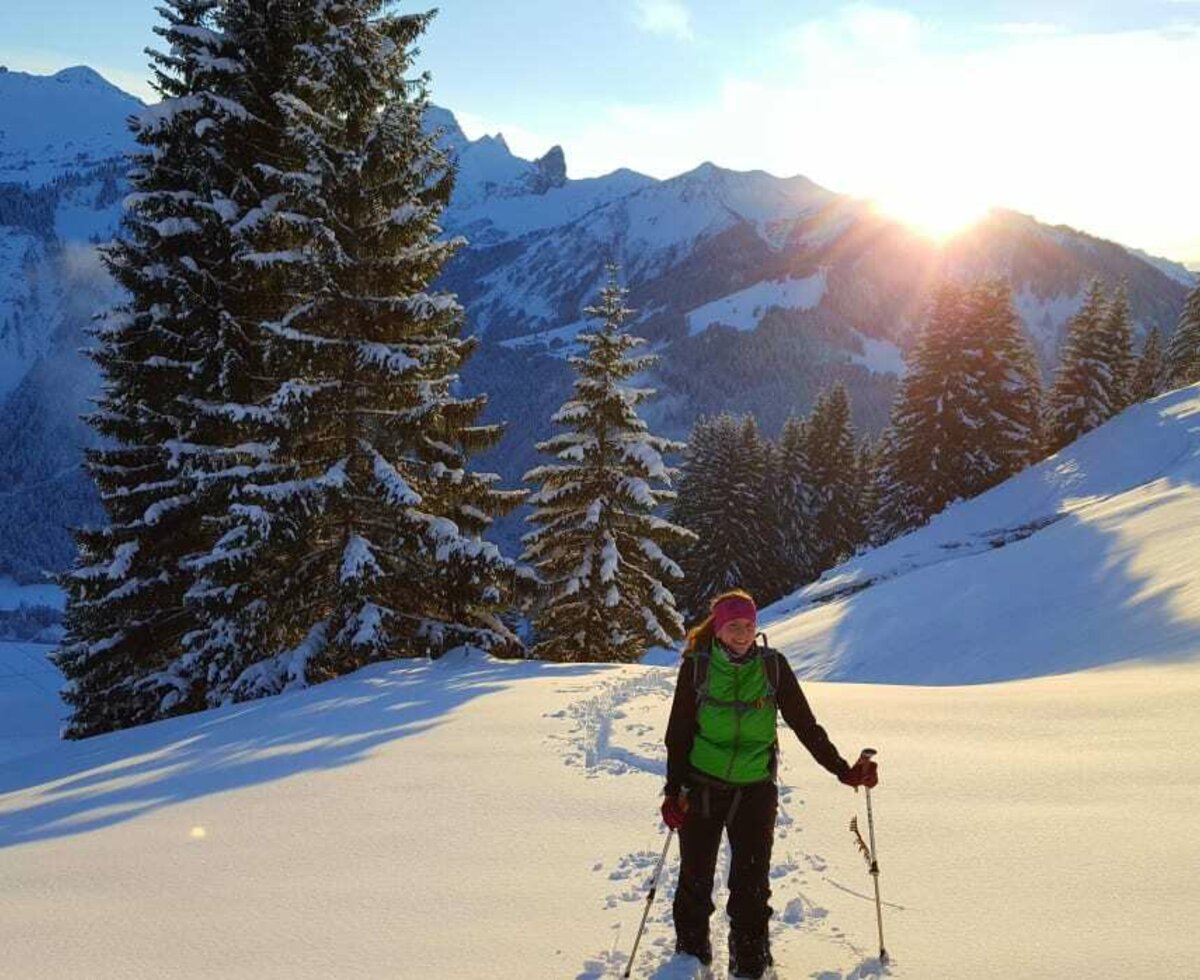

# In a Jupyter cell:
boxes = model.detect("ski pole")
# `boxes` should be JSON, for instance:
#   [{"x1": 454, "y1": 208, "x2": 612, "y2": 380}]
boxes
[
  {"x1": 623, "y1": 828, "x2": 674, "y2": 978},
  {"x1": 859, "y1": 748, "x2": 888, "y2": 965}
]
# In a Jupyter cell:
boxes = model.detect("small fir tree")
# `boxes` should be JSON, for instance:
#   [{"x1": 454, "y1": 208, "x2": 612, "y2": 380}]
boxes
[
  {"x1": 1165, "y1": 281, "x2": 1200, "y2": 389},
  {"x1": 774, "y1": 414, "x2": 819, "y2": 589},
  {"x1": 1131, "y1": 326, "x2": 1167, "y2": 403},
  {"x1": 521, "y1": 269, "x2": 693, "y2": 662},
  {"x1": 1098, "y1": 282, "x2": 1135, "y2": 412},
  {"x1": 671, "y1": 413, "x2": 791, "y2": 616},
  {"x1": 875, "y1": 278, "x2": 1043, "y2": 541},
  {"x1": 803, "y1": 384, "x2": 862, "y2": 571},
  {"x1": 1046, "y1": 279, "x2": 1120, "y2": 452}
]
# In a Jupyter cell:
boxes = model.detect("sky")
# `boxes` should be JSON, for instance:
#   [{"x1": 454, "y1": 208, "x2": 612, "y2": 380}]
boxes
[{"x1": 1, "y1": 1, "x2": 1198, "y2": 266}]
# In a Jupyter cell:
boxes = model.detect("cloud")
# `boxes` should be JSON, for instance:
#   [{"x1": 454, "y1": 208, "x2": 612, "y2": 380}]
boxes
[
  {"x1": 633, "y1": 0, "x2": 694, "y2": 42},
  {"x1": 987, "y1": 22, "x2": 1067, "y2": 37},
  {"x1": 787, "y1": 4, "x2": 922, "y2": 70}
]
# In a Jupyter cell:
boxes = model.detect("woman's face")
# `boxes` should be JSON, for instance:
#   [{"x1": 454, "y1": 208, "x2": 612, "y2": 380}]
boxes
[{"x1": 716, "y1": 617, "x2": 756, "y2": 656}]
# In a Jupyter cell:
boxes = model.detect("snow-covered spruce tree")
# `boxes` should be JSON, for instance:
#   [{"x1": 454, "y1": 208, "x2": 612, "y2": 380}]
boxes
[
  {"x1": 774, "y1": 414, "x2": 819, "y2": 589},
  {"x1": 1165, "y1": 281, "x2": 1200, "y2": 389},
  {"x1": 521, "y1": 270, "x2": 693, "y2": 663},
  {"x1": 802, "y1": 384, "x2": 863, "y2": 572},
  {"x1": 54, "y1": 1, "x2": 240, "y2": 738},
  {"x1": 874, "y1": 282, "x2": 973, "y2": 541},
  {"x1": 672, "y1": 413, "x2": 786, "y2": 617},
  {"x1": 175, "y1": 4, "x2": 528, "y2": 702},
  {"x1": 1046, "y1": 279, "x2": 1118, "y2": 453},
  {"x1": 854, "y1": 437, "x2": 881, "y2": 549},
  {"x1": 1098, "y1": 282, "x2": 1135, "y2": 412},
  {"x1": 959, "y1": 278, "x2": 1044, "y2": 479},
  {"x1": 875, "y1": 279, "x2": 1042, "y2": 541},
  {"x1": 1131, "y1": 326, "x2": 1167, "y2": 404}
]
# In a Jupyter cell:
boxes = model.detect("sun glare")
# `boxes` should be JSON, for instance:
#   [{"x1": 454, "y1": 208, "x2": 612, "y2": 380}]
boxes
[{"x1": 871, "y1": 185, "x2": 993, "y2": 242}]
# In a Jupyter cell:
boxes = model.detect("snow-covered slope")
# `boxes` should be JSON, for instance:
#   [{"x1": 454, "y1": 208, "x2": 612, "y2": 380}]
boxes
[
  {"x1": 3, "y1": 650, "x2": 1198, "y2": 977},
  {"x1": 6, "y1": 390, "x2": 1200, "y2": 977},
  {"x1": 0, "y1": 66, "x2": 141, "y2": 185},
  {"x1": 762, "y1": 383, "x2": 1200, "y2": 684}
]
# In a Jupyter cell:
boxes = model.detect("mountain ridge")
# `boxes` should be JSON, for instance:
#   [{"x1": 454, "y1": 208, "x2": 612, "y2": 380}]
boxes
[{"x1": 0, "y1": 66, "x2": 1194, "y2": 581}]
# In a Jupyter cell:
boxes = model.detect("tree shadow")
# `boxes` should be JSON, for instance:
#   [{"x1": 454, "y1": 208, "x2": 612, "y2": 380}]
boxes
[{"x1": 0, "y1": 652, "x2": 615, "y2": 849}]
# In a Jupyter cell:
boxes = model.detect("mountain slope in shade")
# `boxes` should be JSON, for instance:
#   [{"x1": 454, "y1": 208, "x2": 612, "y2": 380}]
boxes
[{"x1": 0, "y1": 66, "x2": 142, "y2": 185}]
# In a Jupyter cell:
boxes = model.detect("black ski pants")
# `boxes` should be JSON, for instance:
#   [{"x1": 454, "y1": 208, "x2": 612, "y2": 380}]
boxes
[{"x1": 672, "y1": 776, "x2": 777, "y2": 964}]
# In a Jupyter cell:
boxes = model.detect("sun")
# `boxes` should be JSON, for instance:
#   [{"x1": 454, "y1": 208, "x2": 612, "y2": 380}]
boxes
[{"x1": 870, "y1": 183, "x2": 993, "y2": 242}]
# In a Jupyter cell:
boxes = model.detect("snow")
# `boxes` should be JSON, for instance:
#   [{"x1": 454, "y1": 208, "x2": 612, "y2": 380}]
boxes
[
  {"x1": 1125, "y1": 246, "x2": 1198, "y2": 288},
  {"x1": 850, "y1": 333, "x2": 906, "y2": 377},
  {"x1": 762, "y1": 384, "x2": 1200, "y2": 684},
  {"x1": 1012, "y1": 283, "x2": 1088, "y2": 353},
  {"x1": 0, "y1": 67, "x2": 139, "y2": 185},
  {"x1": 0, "y1": 642, "x2": 61, "y2": 763},
  {"x1": 686, "y1": 273, "x2": 827, "y2": 337},
  {"x1": 2, "y1": 639, "x2": 1199, "y2": 977},
  {"x1": 0, "y1": 578, "x2": 65, "y2": 611}
]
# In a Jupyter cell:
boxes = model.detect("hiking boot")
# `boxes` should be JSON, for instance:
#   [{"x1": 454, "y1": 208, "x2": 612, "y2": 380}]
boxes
[
  {"x1": 674, "y1": 935, "x2": 713, "y2": 966},
  {"x1": 728, "y1": 931, "x2": 772, "y2": 978}
]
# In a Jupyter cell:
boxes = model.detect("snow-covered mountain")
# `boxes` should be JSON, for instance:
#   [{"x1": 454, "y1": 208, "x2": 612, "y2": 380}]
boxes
[
  {"x1": 4, "y1": 383, "x2": 1200, "y2": 978},
  {"x1": 0, "y1": 65, "x2": 1195, "y2": 582}
]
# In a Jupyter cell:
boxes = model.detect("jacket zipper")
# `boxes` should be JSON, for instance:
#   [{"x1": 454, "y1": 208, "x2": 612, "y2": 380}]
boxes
[{"x1": 724, "y1": 658, "x2": 742, "y2": 780}]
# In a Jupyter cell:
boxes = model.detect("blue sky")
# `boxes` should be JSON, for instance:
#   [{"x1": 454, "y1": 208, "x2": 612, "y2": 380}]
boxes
[{"x1": 2, "y1": 1, "x2": 1198, "y2": 265}]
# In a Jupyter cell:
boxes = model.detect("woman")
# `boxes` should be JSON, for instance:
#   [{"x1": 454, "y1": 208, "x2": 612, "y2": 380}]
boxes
[{"x1": 661, "y1": 589, "x2": 878, "y2": 979}]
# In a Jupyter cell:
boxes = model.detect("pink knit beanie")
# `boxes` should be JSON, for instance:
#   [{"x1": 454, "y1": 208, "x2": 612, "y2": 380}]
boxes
[{"x1": 712, "y1": 594, "x2": 757, "y2": 633}]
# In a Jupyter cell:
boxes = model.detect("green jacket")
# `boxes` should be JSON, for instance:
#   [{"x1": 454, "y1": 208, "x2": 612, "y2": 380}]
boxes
[
  {"x1": 664, "y1": 638, "x2": 850, "y2": 793},
  {"x1": 688, "y1": 641, "x2": 779, "y2": 784}
]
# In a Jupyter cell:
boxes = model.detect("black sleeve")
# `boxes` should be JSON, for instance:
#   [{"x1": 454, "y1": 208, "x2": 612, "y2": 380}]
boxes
[
  {"x1": 663, "y1": 657, "x2": 698, "y2": 796},
  {"x1": 775, "y1": 654, "x2": 850, "y2": 779}
]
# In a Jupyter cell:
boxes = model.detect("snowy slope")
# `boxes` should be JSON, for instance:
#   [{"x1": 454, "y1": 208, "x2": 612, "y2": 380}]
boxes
[
  {"x1": 3, "y1": 652, "x2": 1198, "y2": 978},
  {"x1": 0, "y1": 66, "x2": 140, "y2": 185},
  {"x1": 5, "y1": 390, "x2": 1200, "y2": 976},
  {"x1": 762, "y1": 383, "x2": 1200, "y2": 684}
]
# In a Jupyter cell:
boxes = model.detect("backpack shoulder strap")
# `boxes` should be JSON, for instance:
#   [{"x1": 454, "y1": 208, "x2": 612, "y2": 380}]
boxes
[
  {"x1": 755, "y1": 632, "x2": 781, "y2": 696},
  {"x1": 690, "y1": 646, "x2": 711, "y2": 708}
]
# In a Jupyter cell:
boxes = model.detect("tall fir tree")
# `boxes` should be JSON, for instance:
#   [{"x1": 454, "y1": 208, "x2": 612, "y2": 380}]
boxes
[
  {"x1": 802, "y1": 384, "x2": 863, "y2": 571},
  {"x1": 1165, "y1": 281, "x2": 1200, "y2": 389},
  {"x1": 774, "y1": 414, "x2": 819, "y2": 589},
  {"x1": 961, "y1": 278, "x2": 1044, "y2": 477},
  {"x1": 1098, "y1": 282, "x2": 1135, "y2": 412},
  {"x1": 875, "y1": 278, "x2": 1043, "y2": 542},
  {"x1": 60, "y1": 2, "x2": 528, "y2": 735},
  {"x1": 1046, "y1": 279, "x2": 1121, "y2": 452},
  {"x1": 521, "y1": 268, "x2": 693, "y2": 662},
  {"x1": 54, "y1": 1, "x2": 237, "y2": 737},
  {"x1": 1131, "y1": 326, "x2": 1167, "y2": 404},
  {"x1": 874, "y1": 282, "x2": 973, "y2": 541},
  {"x1": 672, "y1": 413, "x2": 785, "y2": 617},
  {"x1": 853, "y1": 437, "x2": 881, "y2": 550},
  {"x1": 176, "y1": 3, "x2": 528, "y2": 702}
]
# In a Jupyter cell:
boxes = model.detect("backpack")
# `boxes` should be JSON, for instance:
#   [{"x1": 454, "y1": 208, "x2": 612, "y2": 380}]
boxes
[{"x1": 691, "y1": 632, "x2": 782, "y2": 712}]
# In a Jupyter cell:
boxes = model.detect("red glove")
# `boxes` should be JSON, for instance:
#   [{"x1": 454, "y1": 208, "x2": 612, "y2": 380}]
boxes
[
  {"x1": 840, "y1": 757, "x2": 879, "y2": 789},
  {"x1": 661, "y1": 793, "x2": 689, "y2": 830}
]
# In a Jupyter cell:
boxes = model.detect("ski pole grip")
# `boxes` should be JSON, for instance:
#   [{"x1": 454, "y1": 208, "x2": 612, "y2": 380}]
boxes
[{"x1": 858, "y1": 747, "x2": 877, "y2": 762}]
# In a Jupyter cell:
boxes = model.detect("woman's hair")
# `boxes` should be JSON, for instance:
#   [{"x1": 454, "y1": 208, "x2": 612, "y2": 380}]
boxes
[{"x1": 683, "y1": 588, "x2": 756, "y2": 655}]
